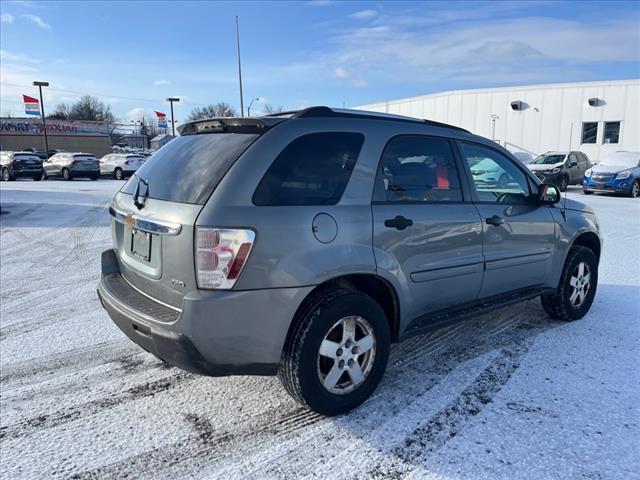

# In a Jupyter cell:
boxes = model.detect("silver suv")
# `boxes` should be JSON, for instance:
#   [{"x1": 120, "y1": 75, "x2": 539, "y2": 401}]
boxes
[{"x1": 98, "y1": 107, "x2": 602, "y2": 415}]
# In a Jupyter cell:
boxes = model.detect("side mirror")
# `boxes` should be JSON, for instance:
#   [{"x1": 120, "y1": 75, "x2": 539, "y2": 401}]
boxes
[{"x1": 537, "y1": 183, "x2": 561, "y2": 205}]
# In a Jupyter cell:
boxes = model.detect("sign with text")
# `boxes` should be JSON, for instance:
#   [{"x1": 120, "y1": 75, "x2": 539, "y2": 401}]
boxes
[{"x1": 0, "y1": 118, "x2": 110, "y2": 136}]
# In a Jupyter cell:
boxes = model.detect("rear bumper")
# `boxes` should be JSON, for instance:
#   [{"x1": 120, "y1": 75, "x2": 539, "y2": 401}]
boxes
[
  {"x1": 70, "y1": 167, "x2": 100, "y2": 177},
  {"x1": 97, "y1": 249, "x2": 313, "y2": 377}
]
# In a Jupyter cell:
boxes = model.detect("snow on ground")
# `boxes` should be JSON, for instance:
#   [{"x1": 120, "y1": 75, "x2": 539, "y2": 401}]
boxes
[{"x1": 1, "y1": 180, "x2": 638, "y2": 480}]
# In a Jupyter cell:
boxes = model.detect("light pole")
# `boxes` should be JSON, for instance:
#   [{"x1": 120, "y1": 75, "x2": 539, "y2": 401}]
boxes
[
  {"x1": 247, "y1": 97, "x2": 260, "y2": 117},
  {"x1": 490, "y1": 114, "x2": 499, "y2": 141},
  {"x1": 33, "y1": 81, "x2": 49, "y2": 155},
  {"x1": 166, "y1": 97, "x2": 180, "y2": 136},
  {"x1": 235, "y1": 16, "x2": 244, "y2": 117}
]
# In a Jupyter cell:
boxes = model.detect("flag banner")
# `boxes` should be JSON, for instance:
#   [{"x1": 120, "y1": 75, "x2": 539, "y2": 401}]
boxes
[
  {"x1": 155, "y1": 111, "x2": 168, "y2": 129},
  {"x1": 23, "y1": 95, "x2": 40, "y2": 116}
]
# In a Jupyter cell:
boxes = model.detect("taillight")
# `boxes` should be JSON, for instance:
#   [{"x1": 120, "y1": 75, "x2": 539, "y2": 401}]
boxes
[
  {"x1": 11, "y1": 159, "x2": 17, "y2": 166},
  {"x1": 70, "y1": 160, "x2": 77, "y2": 166},
  {"x1": 125, "y1": 160, "x2": 130, "y2": 165},
  {"x1": 195, "y1": 227, "x2": 255, "y2": 289}
]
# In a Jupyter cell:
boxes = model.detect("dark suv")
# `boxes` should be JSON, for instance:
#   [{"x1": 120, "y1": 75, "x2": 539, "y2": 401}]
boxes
[
  {"x1": 528, "y1": 151, "x2": 592, "y2": 191},
  {"x1": 98, "y1": 107, "x2": 602, "y2": 415},
  {"x1": 0, "y1": 151, "x2": 44, "y2": 181}
]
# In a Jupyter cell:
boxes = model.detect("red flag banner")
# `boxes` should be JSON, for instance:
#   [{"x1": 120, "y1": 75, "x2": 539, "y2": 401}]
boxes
[
  {"x1": 23, "y1": 95, "x2": 40, "y2": 116},
  {"x1": 155, "y1": 111, "x2": 168, "y2": 129}
]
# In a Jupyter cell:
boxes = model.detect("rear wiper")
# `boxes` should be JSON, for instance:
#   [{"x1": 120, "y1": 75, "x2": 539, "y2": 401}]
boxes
[{"x1": 133, "y1": 174, "x2": 149, "y2": 210}]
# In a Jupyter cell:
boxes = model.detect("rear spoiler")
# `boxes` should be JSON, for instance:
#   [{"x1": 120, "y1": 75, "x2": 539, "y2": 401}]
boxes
[{"x1": 178, "y1": 117, "x2": 285, "y2": 136}]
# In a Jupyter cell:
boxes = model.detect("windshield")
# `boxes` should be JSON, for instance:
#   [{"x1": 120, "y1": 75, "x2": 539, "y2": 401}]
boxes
[
  {"x1": 121, "y1": 133, "x2": 259, "y2": 204},
  {"x1": 532, "y1": 154, "x2": 566, "y2": 165},
  {"x1": 599, "y1": 155, "x2": 639, "y2": 168}
]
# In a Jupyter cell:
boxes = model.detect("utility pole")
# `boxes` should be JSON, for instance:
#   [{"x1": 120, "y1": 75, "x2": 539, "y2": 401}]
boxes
[
  {"x1": 490, "y1": 114, "x2": 499, "y2": 141},
  {"x1": 33, "y1": 81, "x2": 50, "y2": 155},
  {"x1": 166, "y1": 97, "x2": 180, "y2": 136},
  {"x1": 235, "y1": 16, "x2": 244, "y2": 117}
]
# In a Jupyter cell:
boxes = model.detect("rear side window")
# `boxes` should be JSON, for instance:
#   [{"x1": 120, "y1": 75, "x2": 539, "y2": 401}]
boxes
[
  {"x1": 373, "y1": 136, "x2": 463, "y2": 202},
  {"x1": 121, "y1": 133, "x2": 259, "y2": 205},
  {"x1": 253, "y1": 132, "x2": 364, "y2": 206}
]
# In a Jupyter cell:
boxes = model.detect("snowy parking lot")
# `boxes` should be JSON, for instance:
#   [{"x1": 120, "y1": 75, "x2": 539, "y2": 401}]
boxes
[{"x1": 1, "y1": 180, "x2": 638, "y2": 479}]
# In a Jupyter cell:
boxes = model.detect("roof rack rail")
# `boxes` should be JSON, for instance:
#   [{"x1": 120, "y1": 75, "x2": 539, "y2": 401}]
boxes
[{"x1": 265, "y1": 106, "x2": 469, "y2": 132}]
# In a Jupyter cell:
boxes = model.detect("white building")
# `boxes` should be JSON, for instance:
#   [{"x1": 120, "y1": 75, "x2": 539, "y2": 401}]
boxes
[{"x1": 356, "y1": 79, "x2": 639, "y2": 162}]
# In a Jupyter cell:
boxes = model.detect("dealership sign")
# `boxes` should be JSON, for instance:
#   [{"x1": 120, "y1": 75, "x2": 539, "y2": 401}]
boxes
[{"x1": 0, "y1": 118, "x2": 110, "y2": 136}]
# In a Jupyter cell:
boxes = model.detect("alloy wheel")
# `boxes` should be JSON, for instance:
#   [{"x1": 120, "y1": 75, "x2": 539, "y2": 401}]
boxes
[
  {"x1": 632, "y1": 181, "x2": 639, "y2": 198},
  {"x1": 317, "y1": 316, "x2": 376, "y2": 395},
  {"x1": 569, "y1": 261, "x2": 591, "y2": 308}
]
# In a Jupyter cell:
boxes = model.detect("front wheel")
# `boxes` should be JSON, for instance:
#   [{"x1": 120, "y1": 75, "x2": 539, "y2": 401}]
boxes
[
  {"x1": 630, "y1": 180, "x2": 640, "y2": 198},
  {"x1": 2, "y1": 168, "x2": 14, "y2": 182},
  {"x1": 541, "y1": 246, "x2": 598, "y2": 321},
  {"x1": 278, "y1": 288, "x2": 390, "y2": 416},
  {"x1": 558, "y1": 176, "x2": 569, "y2": 192},
  {"x1": 583, "y1": 189, "x2": 593, "y2": 195}
]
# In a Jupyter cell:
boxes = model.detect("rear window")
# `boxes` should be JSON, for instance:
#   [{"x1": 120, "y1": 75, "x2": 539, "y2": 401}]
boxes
[
  {"x1": 74, "y1": 155, "x2": 96, "y2": 161},
  {"x1": 252, "y1": 132, "x2": 364, "y2": 206},
  {"x1": 14, "y1": 154, "x2": 40, "y2": 161},
  {"x1": 121, "y1": 133, "x2": 258, "y2": 204}
]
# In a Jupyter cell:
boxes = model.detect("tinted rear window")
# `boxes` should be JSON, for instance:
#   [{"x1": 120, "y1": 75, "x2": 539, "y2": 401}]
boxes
[
  {"x1": 121, "y1": 133, "x2": 258, "y2": 204},
  {"x1": 252, "y1": 132, "x2": 364, "y2": 206},
  {"x1": 14, "y1": 154, "x2": 41, "y2": 161}
]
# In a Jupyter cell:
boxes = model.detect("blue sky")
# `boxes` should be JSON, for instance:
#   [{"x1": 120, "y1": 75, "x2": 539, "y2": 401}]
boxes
[{"x1": 1, "y1": 0, "x2": 639, "y2": 124}]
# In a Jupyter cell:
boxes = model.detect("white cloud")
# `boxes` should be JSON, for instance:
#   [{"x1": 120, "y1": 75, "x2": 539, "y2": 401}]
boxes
[
  {"x1": 349, "y1": 10, "x2": 378, "y2": 20},
  {"x1": 23, "y1": 14, "x2": 51, "y2": 30},
  {"x1": 0, "y1": 49, "x2": 39, "y2": 63},
  {"x1": 333, "y1": 67, "x2": 367, "y2": 87},
  {"x1": 153, "y1": 79, "x2": 171, "y2": 86},
  {"x1": 1, "y1": 13, "x2": 15, "y2": 23}
]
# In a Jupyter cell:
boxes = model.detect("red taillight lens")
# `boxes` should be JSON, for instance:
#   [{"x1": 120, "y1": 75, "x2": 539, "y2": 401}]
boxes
[
  {"x1": 70, "y1": 160, "x2": 77, "y2": 166},
  {"x1": 195, "y1": 228, "x2": 255, "y2": 289}
]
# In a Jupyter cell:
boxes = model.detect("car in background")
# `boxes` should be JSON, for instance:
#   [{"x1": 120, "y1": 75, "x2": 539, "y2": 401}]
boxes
[
  {"x1": 43, "y1": 152, "x2": 100, "y2": 181},
  {"x1": 583, "y1": 151, "x2": 640, "y2": 197},
  {"x1": 99, "y1": 153, "x2": 145, "y2": 180},
  {"x1": 23, "y1": 147, "x2": 48, "y2": 160},
  {"x1": 0, "y1": 151, "x2": 44, "y2": 181},
  {"x1": 527, "y1": 151, "x2": 591, "y2": 192}
]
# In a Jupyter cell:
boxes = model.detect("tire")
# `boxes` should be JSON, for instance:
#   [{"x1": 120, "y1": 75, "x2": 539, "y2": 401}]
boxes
[
  {"x1": 114, "y1": 168, "x2": 124, "y2": 180},
  {"x1": 497, "y1": 173, "x2": 509, "y2": 188},
  {"x1": 62, "y1": 168, "x2": 72, "y2": 181},
  {"x1": 541, "y1": 246, "x2": 598, "y2": 321},
  {"x1": 278, "y1": 287, "x2": 390, "y2": 416},
  {"x1": 558, "y1": 176, "x2": 569, "y2": 192},
  {"x1": 582, "y1": 189, "x2": 593, "y2": 195},
  {"x1": 90, "y1": 175, "x2": 99, "y2": 181},
  {"x1": 2, "y1": 167, "x2": 14, "y2": 182},
  {"x1": 32, "y1": 174, "x2": 42, "y2": 181},
  {"x1": 630, "y1": 180, "x2": 640, "y2": 198},
  {"x1": 40, "y1": 170, "x2": 47, "y2": 181}
]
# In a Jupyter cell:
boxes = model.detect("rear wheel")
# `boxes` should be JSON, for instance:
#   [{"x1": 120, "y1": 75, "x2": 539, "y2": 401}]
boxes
[
  {"x1": 62, "y1": 168, "x2": 72, "y2": 181},
  {"x1": 278, "y1": 287, "x2": 390, "y2": 416},
  {"x1": 630, "y1": 180, "x2": 640, "y2": 198},
  {"x1": 40, "y1": 170, "x2": 47, "y2": 181},
  {"x1": 541, "y1": 246, "x2": 598, "y2": 321},
  {"x1": 90, "y1": 175, "x2": 99, "y2": 181},
  {"x1": 114, "y1": 168, "x2": 124, "y2": 180},
  {"x1": 32, "y1": 174, "x2": 42, "y2": 181}
]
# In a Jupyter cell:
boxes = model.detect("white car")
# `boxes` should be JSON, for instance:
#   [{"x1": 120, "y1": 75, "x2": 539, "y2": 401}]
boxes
[{"x1": 99, "y1": 153, "x2": 145, "y2": 180}]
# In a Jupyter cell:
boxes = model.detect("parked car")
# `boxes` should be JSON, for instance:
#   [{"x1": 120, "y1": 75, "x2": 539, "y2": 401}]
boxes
[
  {"x1": 99, "y1": 153, "x2": 145, "y2": 180},
  {"x1": 43, "y1": 152, "x2": 100, "y2": 180},
  {"x1": 583, "y1": 151, "x2": 640, "y2": 197},
  {"x1": 527, "y1": 151, "x2": 592, "y2": 191},
  {"x1": 0, "y1": 151, "x2": 44, "y2": 181},
  {"x1": 22, "y1": 147, "x2": 48, "y2": 160},
  {"x1": 97, "y1": 107, "x2": 602, "y2": 416}
]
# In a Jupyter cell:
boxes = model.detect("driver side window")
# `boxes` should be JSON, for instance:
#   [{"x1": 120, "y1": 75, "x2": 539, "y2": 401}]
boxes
[{"x1": 460, "y1": 143, "x2": 531, "y2": 204}]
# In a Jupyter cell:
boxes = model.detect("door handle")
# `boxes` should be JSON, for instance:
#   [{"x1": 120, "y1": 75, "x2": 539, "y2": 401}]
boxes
[
  {"x1": 385, "y1": 215, "x2": 413, "y2": 230},
  {"x1": 485, "y1": 215, "x2": 505, "y2": 227}
]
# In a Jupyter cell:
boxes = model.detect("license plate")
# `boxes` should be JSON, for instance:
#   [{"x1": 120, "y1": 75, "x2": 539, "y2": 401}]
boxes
[{"x1": 131, "y1": 229, "x2": 152, "y2": 262}]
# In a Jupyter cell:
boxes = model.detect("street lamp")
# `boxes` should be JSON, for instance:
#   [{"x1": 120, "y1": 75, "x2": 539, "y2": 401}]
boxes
[
  {"x1": 166, "y1": 97, "x2": 180, "y2": 137},
  {"x1": 247, "y1": 97, "x2": 261, "y2": 117},
  {"x1": 33, "y1": 81, "x2": 50, "y2": 156}
]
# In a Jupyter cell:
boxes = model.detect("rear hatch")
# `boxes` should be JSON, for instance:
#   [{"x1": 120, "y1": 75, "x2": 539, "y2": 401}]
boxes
[
  {"x1": 14, "y1": 153, "x2": 42, "y2": 171},
  {"x1": 73, "y1": 154, "x2": 98, "y2": 170},
  {"x1": 111, "y1": 130, "x2": 261, "y2": 309}
]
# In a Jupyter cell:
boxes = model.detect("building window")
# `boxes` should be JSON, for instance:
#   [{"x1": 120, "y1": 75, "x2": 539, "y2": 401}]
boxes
[
  {"x1": 581, "y1": 122, "x2": 598, "y2": 144},
  {"x1": 603, "y1": 122, "x2": 620, "y2": 144}
]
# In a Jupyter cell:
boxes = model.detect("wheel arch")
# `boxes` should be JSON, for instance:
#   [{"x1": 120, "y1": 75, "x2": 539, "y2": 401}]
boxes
[
  {"x1": 570, "y1": 231, "x2": 601, "y2": 264},
  {"x1": 286, "y1": 274, "x2": 401, "y2": 345}
]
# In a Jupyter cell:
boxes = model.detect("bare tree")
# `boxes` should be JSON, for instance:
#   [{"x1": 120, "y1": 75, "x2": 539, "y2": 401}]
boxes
[
  {"x1": 48, "y1": 96, "x2": 115, "y2": 123},
  {"x1": 263, "y1": 104, "x2": 285, "y2": 115},
  {"x1": 186, "y1": 102, "x2": 238, "y2": 121}
]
